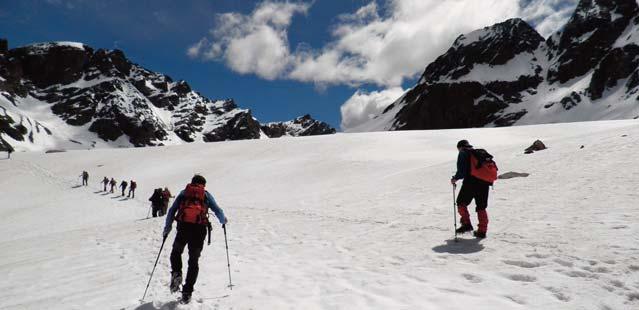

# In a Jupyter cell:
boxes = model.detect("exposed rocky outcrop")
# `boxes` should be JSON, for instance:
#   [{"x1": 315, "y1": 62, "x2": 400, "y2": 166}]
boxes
[{"x1": 261, "y1": 114, "x2": 336, "y2": 138}]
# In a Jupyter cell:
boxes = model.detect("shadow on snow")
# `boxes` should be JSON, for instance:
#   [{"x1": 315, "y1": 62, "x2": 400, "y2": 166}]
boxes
[
  {"x1": 432, "y1": 238, "x2": 484, "y2": 254},
  {"x1": 134, "y1": 301, "x2": 179, "y2": 310}
]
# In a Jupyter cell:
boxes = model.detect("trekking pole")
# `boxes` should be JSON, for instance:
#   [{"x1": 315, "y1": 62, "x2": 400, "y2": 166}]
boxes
[
  {"x1": 141, "y1": 235, "x2": 167, "y2": 301},
  {"x1": 453, "y1": 184, "x2": 458, "y2": 242},
  {"x1": 146, "y1": 205, "x2": 152, "y2": 219},
  {"x1": 223, "y1": 224, "x2": 234, "y2": 290}
]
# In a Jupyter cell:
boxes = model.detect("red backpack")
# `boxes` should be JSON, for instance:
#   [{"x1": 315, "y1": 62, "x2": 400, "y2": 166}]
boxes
[
  {"x1": 175, "y1": 184, "x2": 209, "y2": 225},
  {"x1": 469, "y1": 149, "x2": 498, "y2": 184}
]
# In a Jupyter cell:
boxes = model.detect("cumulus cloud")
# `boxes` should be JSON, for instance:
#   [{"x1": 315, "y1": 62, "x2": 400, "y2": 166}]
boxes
[
  {"x1": 187, "y1": 1, "x2": 310, "y2": 80},
  {"x1": 340, "y1": 87, "x2": 405, "y2": 131}
]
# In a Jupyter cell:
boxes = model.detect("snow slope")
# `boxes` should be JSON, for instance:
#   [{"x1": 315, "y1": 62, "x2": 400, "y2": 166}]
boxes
[{"x1": 1, "y1": 120, "x2": 638, "y2": 309}]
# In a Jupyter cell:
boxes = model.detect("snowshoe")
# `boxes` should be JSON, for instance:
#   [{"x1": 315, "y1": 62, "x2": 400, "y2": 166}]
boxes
[
  {"x1": 170, "y1": 272, "x2": 182, "y2": 293},
  {"x1": 455, "y1": 224, "x2": 473, "y2": 234},
  {"x1": 473, "y1": 231, "x2": 486, "y2": 239}
]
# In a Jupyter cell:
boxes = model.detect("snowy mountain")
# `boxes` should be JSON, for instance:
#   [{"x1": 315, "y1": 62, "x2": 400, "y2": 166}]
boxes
[
  {"x1": 2, "y1": 120, "x2": 638, "y2": 309},
  {"x1": 352, "y1": 0, "x2": 639, "y2": 132},
  {"x1": 0, "y1": 40, "x2": 335, "y2": 152},
  {"x1": 261, "y1": 114, "x2": 337, "y2": 138}
]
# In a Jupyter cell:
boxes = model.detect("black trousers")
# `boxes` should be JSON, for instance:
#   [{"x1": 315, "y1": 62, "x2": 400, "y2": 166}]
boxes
[
  {"x1": 456, "y1": 177, "x2": 490, "y2": 211},
  {"x1": 170, "y1": 222, "x2": 207, "y2": 294},
  {"x1": 152, "y1": 204, "x2": 161, "y2": 217}
]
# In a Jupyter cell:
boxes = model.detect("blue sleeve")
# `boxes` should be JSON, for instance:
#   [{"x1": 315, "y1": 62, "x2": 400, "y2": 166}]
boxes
[
  {"x1": 164, "y1": 191, "x2": 184, "y2": 230},
  {"x1": 205, "y1": 192, "x2": 227, "y2": 224},
  {"x1": 453, "y1": 151, "x2": 469, "y2": 180}
]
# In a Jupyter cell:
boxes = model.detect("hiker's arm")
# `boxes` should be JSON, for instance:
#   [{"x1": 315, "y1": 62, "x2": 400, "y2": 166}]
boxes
[
  {"x1": 452, "y1": 151, "x2": 469, "y2": 180},
  {"x1": 205, "y1": 192, "x2": 227, "y2": 225},
  {"x1": 163, "y1": 192, "x2": 183, "y2": 234}
]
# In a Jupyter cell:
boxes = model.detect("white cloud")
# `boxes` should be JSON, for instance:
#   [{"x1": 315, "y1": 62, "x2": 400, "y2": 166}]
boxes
[
  {"x1": 187, "y1": 1, "x2": 310, "y2": 80},
  {"x1": 520, "y1": 0, "x2": 579, "y2": 38},
  {"x1": 191, "y1": 0, "x2": 577, "y2": 87},
  {"x1": 340, "y1": 87, "x2": 405, "y2": 131}
]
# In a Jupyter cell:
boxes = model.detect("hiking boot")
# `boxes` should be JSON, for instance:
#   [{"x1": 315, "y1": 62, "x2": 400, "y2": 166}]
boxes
[
  {"x1": 455, "y1": 224, "x2": 474, "y2": 234},
  {"x1": 180, "y1": 291, "x2": 191, "y2": 304},
  {"x1": 169, "y1": 272, "x2": 182, "y2": 293},
  {"x1": 473, "y1": 231, "x2": 487, "y2": 239}
]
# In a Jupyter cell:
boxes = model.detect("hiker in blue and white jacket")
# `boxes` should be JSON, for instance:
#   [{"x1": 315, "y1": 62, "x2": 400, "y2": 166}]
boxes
[{"x1": 162, "y1": 174, "x2": 228, "y2": 304}]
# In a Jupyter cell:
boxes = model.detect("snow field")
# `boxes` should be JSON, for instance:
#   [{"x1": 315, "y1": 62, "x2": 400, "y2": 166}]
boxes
[{"x1": 0, "y1": 120, "x2": 638, "y2": 309}]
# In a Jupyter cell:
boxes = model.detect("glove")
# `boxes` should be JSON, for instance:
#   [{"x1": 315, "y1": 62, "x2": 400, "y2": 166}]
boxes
[
  {"x1": 163, "y1": 226, "x2": 172, "y2": 238},
  {"x1": 451, "y1": 178, "x2": 458, "y2": 185}
]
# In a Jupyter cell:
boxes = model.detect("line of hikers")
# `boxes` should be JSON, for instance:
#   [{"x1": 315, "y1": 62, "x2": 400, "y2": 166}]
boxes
[{"x1": 98, "y1": 176, "x2": 138, "y2": 198}]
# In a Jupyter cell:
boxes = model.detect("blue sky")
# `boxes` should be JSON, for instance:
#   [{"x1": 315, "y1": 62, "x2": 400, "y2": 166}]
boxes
[{"x1": 0, "y1": 0, "x2": 577, "y2": 130}]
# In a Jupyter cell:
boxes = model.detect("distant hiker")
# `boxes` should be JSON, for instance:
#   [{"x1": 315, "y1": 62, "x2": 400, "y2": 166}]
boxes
[
  {"x1": 451, "y1": 140, "x2": 498, "y2": 239},
  {"x1": 109, "y1": 178, "x2": 116, "y2": 193},
  {"x1": 163, "y1": 175, "x2": 228, "y2": 304},
  {"x1": 102, "y1": 177, "x2": 109, "y2": 191},
  {"x1": 128, "y1": 180, "x2": 137, "y2": 198},
  {"x1": 161, "y1": 187, "x2": 173, "y2": 216},
  {"x1": 120, "y1": 180, "x2": 128, "y2": 196},
  {"x1": 7, "y1": 148, "x2": 12, "y2": 159},
  {"x1": 149, "y1": 188, "x2": 164, "y2": 217},
  {"x1": 80, "y1": 171, "x2": 89, "y2": 186}
]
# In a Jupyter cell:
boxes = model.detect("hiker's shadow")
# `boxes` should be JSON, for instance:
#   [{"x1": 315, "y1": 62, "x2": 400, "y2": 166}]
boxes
[
  {"x1": 432, "y1": 238, "x2": 484, "y2": 254},
  {"x1": 71, "y1": 185, "x2": 83, "y2": 189},
  {"x1": 135, "y1": 301, "x2": 179, "y2": 310}
]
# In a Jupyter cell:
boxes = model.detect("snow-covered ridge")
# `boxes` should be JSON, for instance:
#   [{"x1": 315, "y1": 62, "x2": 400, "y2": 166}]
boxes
[
  {"x1": 0, "y1": 40, "x2": 335, "y2": 152},
  {"x1": 354, "y1": 0, "x2": 639, "y2": 133}
]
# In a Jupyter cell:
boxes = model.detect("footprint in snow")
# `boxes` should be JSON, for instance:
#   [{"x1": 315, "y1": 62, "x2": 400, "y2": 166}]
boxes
[
  {"x1": 503, "y1": 295, "x2": 526, "y2": 305},
  {"x1": 502, "y1": 260, "x2": 542, "y2": 268},
  {"x1": 544, "y1": 286, "x2": 571, "y2": 302},
  {"x1": 461, "y1": 273, "x2": 483, "y2": 283},
  {"x1": 505, "y1": 274, "x2": 537, "y2": 282}
]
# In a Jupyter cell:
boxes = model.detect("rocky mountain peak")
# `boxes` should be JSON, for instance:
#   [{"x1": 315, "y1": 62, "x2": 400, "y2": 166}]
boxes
[{"x1": 421, "y1": 18, "x2": 544, "y2": 83}]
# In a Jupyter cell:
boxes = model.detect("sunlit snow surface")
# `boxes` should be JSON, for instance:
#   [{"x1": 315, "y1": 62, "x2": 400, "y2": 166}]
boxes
[{"x1": 1, "y1": 120, "x2": 638, "y2": 309}]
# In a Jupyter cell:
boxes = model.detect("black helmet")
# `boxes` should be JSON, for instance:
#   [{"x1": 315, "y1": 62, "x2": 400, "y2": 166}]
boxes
[
  {"x1": 456, "y1": 140, "x2": 473, "y2": 148},
  {"x1": 191, "y1": 174, "x2": 206, "y2": 185}
]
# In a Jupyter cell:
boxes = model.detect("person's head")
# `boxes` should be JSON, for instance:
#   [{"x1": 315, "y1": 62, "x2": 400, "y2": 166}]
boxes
[
  {"x1": 191, "y1": 174, "x2": 206, "y2": 186},
  {"x1": 164, "y1": 187, "x2": 168, "y2": 191},
  {"x1": 456, "y1": 140, "x2": 472, "y2": 151}
]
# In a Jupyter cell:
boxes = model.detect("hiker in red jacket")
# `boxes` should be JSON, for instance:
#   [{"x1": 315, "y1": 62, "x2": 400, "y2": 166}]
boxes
[{"x1": 451, "y1": 140, "x2": 497, "y2": 239}]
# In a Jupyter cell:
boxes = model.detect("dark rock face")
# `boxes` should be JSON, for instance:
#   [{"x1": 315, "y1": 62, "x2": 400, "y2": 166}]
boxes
[
  {"x1": 588, "y1": 45, "x2": 639, "y2": 99},
  {"x1": 392, "y1": 83, "x2": 508, "y2": 130},
  {"x1": 0, "y1": 39, "x2": 7, "y2": 55},
  {"x1": 547, "y1": 0, "x2": 639, "y2": 84},
  {"x1": 261, "y1": 114, "x2": 336, "y2": 138},
  {"x1": 0, "y1": 40, "x2": 335, "y2": 150},
  {"x1": 203, "y1": 111, "x2": 261, "y2": 142},
  {"x1": 8, "y1": 43, "x2": 92, "y2": 88}
]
